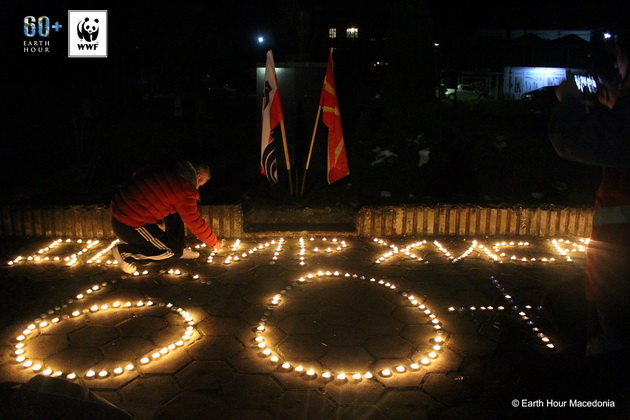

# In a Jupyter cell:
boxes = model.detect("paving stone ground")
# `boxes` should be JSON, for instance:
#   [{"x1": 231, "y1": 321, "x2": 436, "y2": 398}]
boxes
[{"x1": 0, "y1": 235, "x2": 629, "y2": 419}]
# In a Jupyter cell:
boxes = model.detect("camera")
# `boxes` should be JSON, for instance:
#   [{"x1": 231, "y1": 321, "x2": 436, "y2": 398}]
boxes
[{"x1": 574, "y1": 74, "x2": 598, "y2": 94}]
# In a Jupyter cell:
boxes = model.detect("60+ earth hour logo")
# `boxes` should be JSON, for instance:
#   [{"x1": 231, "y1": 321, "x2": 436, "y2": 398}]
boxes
[
  {"x1": 23, "y1": 15, "x2": 63, "y2": 54},
  {"x1": 18, "y1": 10, "x2": 108, "y2": 58}
]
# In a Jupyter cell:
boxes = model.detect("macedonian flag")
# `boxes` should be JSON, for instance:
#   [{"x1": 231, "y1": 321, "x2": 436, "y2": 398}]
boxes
[{"x1": 319, "y1": 49, "x2": 349, "y2": 184}]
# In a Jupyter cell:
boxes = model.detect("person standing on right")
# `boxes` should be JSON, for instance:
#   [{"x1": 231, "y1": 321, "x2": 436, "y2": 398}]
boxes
[{"x1": 550, "y1": 27, "x2": 630, "y2": 356}]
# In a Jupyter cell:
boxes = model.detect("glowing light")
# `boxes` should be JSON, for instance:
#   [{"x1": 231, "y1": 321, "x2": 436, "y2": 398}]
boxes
[
  {"x1": 253, "y1": 270, "x2": 445, "y2": 382},
  {"x1": 11, "y1": 284, "x2": 196, "y2": 380},
  {"x1": 9, "y1": 235, "x2": 584, "y2": 383}
]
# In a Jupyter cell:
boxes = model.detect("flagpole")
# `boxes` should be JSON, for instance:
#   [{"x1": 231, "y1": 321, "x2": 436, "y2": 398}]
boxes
[
  {"x1": 279, "y1": 120, "x2": 294, "y2": 195},
  {"x1": 300, "y1": 105, "x2": 322, "y2": 196}
]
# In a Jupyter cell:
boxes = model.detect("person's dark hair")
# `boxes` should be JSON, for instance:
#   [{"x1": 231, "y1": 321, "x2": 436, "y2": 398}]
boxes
[
  {"x1": 590, "y1": 24, "x2": 629, "y2": 83},
  {"x1": 599, "y1": 15, "x2": 630, "y2": 56}
]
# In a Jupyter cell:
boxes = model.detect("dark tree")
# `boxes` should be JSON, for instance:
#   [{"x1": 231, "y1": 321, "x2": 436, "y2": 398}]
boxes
[
  {"x1": 384, "y1": 0, "x2": 437, "y2": 109},
  {"x1": 273, "y1": 0, "x2": 322, "y2": 60}
]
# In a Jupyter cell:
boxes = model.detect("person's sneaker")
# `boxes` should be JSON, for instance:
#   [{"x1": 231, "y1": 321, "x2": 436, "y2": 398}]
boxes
[
  {"x1": 181, "y1": 248, "x2": 200, "y2": 259},
  {"x1": 112, "y1": 245, "x2": 137, "y2": 274}
]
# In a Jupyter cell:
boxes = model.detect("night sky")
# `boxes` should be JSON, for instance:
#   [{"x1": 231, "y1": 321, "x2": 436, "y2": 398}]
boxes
[{"x1": 1, "y1": 0, "x2": 628, "y2": 204}]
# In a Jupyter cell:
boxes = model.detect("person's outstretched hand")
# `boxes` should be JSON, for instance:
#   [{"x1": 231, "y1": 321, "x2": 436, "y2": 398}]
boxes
[
  {"x1": 555, "y1": 70, "x2": 581, "y2": 102},
  {"x1": 213, "y1": 239, "x2": 223, "y2": 251}
]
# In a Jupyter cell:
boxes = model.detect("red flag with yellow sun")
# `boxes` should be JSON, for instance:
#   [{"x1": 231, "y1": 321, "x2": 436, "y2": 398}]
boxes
[{"x1": 319, "y1": 49, "x2": 349, "y2": 184}]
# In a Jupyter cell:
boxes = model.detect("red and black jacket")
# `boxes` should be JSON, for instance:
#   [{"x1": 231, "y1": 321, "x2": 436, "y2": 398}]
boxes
[{"x1": 110, "y1": 160, "x2": 218, "y2": 247}]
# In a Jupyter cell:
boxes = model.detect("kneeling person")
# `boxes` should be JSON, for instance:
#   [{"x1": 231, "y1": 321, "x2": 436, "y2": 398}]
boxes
[{"x1": 110, "y1": 160, "x2": 223, "y2": 274}]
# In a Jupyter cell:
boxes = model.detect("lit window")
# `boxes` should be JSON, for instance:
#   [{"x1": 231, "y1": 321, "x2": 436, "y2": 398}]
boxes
[
  {"x1": 346, "y1": 27, "x2": 358, "y2": 39},
  {"x1": 329, "y1": 28, "x2": 337, "y2": 39}
]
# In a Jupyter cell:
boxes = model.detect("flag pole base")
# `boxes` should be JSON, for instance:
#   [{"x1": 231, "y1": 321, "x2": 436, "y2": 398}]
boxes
[{"x1": 287, "y1": 169, "x2": 294, "y2": 196}]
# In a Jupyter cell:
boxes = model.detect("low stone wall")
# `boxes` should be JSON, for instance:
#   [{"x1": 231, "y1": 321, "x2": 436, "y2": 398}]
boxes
[
  {"x1": 0, "y1": 205, "x2": 244, "y2": 238},
  {"x1": 0, "y1": 204, "x2": 593, "y2": 239},
  {"x1": 357, "y1": 205, "x2": 594, "y2": 238}
]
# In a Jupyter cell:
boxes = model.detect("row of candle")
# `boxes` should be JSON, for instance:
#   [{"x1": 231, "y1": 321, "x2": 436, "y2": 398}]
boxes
[
  {"x1": 7, "y1": 238, "x2": 103, "y2": 266},
  {"x1": 12, "y1": 291, "x2": 197, "y2": 380},
  {"x1": 253, "y1": 270, "x2": 446, "y2": 383},
  {"x1": 447, "y1": 275, "x2": 555, "y2": 350},
  {"x1": 6, "y1": 237, "x2": 352, "y2": 269},
  {"x1": 7, "y1": 237, "x2": 587, "y2": 269},
  {"x1": 372, "y1": 237, "x2": 587, "y2": 265}
]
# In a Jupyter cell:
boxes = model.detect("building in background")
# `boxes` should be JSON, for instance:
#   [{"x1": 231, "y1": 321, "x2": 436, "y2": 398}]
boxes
[{"x1": 443, "y1": 28, "x2": 594, "y2": 99}]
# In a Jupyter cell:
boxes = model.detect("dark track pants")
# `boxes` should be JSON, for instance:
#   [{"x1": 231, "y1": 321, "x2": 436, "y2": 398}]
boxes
[
  {"x1": 585, "y1": 223, "x2": 630, "y2": 349},
  {"x1": 111, "y1": 214, "x2": 185, "y2": 264}
]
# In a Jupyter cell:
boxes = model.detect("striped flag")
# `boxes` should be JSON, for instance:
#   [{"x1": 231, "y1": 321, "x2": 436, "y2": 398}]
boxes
[
  {"x1": 320, "y1": 49, "x2": 349, "y2": 184},
  {"x1": 260, "y1": 50, "x2": 283, "y2": 184}
]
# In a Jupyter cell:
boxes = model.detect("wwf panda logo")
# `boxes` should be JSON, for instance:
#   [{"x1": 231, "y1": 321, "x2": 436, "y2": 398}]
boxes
[{"x1": 77, "y1": 17, "x2": 99, "y2": 42}]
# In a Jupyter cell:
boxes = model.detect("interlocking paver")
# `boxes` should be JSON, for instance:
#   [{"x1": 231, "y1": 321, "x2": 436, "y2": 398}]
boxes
[
  {"x1": 422, "y1": 372, "x2": 473, "y2": 405},
  {"x1": 187, "y1": 335, "x2": 244, "y2": 360},
  {"x1": 175, "y1": 361, "x2": 235, "y2": 391},
  {"x1": 446, "y1": 332, "x2": 499, "y2": 357},
  {"x1": 274, "y1": 389, "x2": 336, "y2": 419},
  {"x1": 324, "y1": 379, "x2": 385, "y2": 405},
  {"x1": 140, "y1": 348, "x2": 192, "y2": 374},
  {"x1": 320, "y1": 325, "x2": 368, "y2": 346},
  {"x1": 355, "y1": 313, "x2": 405, "y2": 335},
  {"x1": 277, "y1": 314, "x2": 329, "y2": 335},
  {"x1": 155, "y1": 391, "x2": 230, "y2": 419},
  {"x1": 202, "y1": 297, "x2": 251, "y2": 317},
  {"x1": 276, "y1": 334, "x2": 329, "y2": 360},
  {"x1": 101, "y1": 336, "x2": 154, "y2": 360},
  {"x1": 272, "y1": 366, "x2": 325, "y2": 390},
  {"x1": 197, "y1": 315, "x2": 249, "y2": 336},
  {"x1": 120, "y1": 375, "x2": 182, "y2": 406},
  {"x1": 228, "y1": 347, "x2": 277, "y2": 374},
  {"x1": 330, "y1": 405, "x2": 387, "y2": 419},
  {"x1": 377, "y1": 389, "x2": 440, "y2": 419},
  {"x1": 1, "y1": 235, "x2": 628, "y2": 419},
  {"x1": 119, "y1": 316, "x2": 168, "y2": 337},
  {"x1": 316, "y1": 305, "x2": 360, "y2": 326},
  {"x1": 364, "y1": 335, "x2": 413, "y2": 359},
  {"x1": 320, "y1": 346, "x2": 375, "y2": 372},
  {"x1": 23, "y1": 333, "x2": 68, "y2": 359},
  {"x1": 69, "y1": 325, "x2": 118, "y2": 347},
  {"x1": 218, "y1": 374, "x2": 283, "y2": 409},
  {"x1": 44, "y1": 346, "x2": 104, "y2": 372}
]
